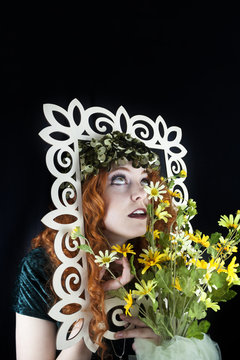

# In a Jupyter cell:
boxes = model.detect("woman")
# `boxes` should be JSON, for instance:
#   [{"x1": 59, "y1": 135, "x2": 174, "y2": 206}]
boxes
[{"x1": 14, "y1": 131, "x2": 176, "y2": 359}]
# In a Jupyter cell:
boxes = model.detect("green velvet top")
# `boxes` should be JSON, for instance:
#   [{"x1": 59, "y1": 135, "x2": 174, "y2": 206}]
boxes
[
  {"x1": 13, "y1": 247, "x2": 135, "y2": 359},
  {"x1": 13, "y1": 247, "x2": 55, "y2": 322}
]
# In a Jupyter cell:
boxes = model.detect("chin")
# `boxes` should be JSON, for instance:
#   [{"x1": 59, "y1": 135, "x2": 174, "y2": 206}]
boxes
[{"x1": 127, "y1": 231, "x2": 146, "y2": 240}]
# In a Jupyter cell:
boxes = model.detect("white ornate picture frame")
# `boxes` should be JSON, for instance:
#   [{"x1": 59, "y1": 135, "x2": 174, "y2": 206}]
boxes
[{"x1": 39, "y1": 99, "x2": 188, "y2": 351}]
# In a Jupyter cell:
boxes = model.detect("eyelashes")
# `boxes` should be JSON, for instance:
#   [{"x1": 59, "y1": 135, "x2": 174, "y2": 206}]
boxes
[
  {"x1": 110, "y1": 174, "x2": 127, "y2": 185},
  {"x1": 110, "y1": 173, "x2": 150, "y2": 186}
]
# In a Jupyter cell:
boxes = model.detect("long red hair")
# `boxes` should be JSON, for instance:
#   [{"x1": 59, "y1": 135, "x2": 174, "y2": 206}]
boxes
[{"x1": 32, "y1": 168, "x2": 176, "y2": 355}]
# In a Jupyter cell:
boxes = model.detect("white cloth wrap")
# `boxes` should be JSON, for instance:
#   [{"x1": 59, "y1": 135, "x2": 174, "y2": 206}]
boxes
[{"x1": 134, "y1": 334, "x2": 221, "y2": 360}]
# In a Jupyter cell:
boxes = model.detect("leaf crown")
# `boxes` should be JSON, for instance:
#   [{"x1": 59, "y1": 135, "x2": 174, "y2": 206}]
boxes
[{"x1": 78, "y1": 131, "x2": 160, "y2": 180}]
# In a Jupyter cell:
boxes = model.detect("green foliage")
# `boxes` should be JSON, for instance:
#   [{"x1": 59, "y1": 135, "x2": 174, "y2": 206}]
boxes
[
  {"x1": 74, "y1": 172, "x2": 240, "y2": 343},
  {"x1": 186, "y1": 320, "x2": 211, "y2": 340},
  {"x1": 209, "y1": 232, "x2": 222, "y2": 245},
  {"x1": 77, "y1": 244, "x2": 94, "y2": 255},
  {"x1": 129, "y1": 254, "x2": 136, "y2": 277},
  {"x1": 106, "y1": 287, "x2": 127, "y2": 300},
  {"x1": 189, "y1": 301, "x2": 207, "y2": 320},
  {"x1": 155, "y1": 268, "x2": 172, "y2": 295},
  {"x1": 209, "y1": 271, "x2": 227, "y2": 289}
]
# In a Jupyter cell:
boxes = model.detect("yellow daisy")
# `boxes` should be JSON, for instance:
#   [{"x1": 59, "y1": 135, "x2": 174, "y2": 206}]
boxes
[
  {"x1": 227, "y1": 256, "x2": 240, "y2": 285},
  {"x1": 133, "y1": 279, "x2": 157, "y2": 302},
  {"x1": 218, "y1": 213, "x2": 240, "y2": 230},
  {"x1": 138, "y1": 248, "x2": 167, "y2": 274},
  {"x1": 94, "y1": 250, "x2": 118, "y2": 268},
  {"x1": 124, "y1": 290, "x2": 133, "y2": 316},
  {"x1": 144, "y1": 181, "x2": 166, "y2": 201},
  {"x1": 172, "y1": 277, "x2": 182, "y2": 291},
  {"x1": 111, "y1": 243, "x2": 136, "y2": 257}
]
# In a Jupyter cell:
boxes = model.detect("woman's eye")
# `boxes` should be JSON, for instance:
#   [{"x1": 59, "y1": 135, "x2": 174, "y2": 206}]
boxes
[
  {"x1": 111, "y1": 175, "x2": 127, "y2": 185},
  {"x1": 141, "y1": 178, "x2": 150, "y2": 186}
]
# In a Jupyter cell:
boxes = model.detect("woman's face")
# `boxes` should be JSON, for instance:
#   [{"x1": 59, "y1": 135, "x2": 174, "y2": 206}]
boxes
[{"x1": 102, "y1": 162, "x2": 149, "y2": 245}]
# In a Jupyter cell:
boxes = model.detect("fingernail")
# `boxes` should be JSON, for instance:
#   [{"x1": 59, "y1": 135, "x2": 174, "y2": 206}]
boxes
[{"x1": 115, "y1": 332, "x2": 123, "y2": 338}]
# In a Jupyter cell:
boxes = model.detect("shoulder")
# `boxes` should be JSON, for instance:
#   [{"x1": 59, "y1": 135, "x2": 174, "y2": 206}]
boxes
[
  {"x1": 19, "y1": 247, "x2": 51, "y2": 278},
  {"x1": 13, "y1": 247, "x2": 55, "y2": 322}
]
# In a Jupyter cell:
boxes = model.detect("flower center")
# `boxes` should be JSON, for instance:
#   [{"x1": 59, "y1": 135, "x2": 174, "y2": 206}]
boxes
[{"x1": 151, "y1": 188, "x2": 159, "y2": 196}]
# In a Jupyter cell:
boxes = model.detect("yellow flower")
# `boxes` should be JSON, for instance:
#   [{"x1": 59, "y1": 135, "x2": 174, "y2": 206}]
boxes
[
  {"x1": 173, "y1": 277, "x2": 182, "y2": 291},
  {"x1": 209, "y1": 258, "x2": 227, "y2": 274},
  {"x1": 153, "y1": 230, "x2": 160, "y2": 240},
  {"x1": 111, "y1": 243, "x2": 136, "y2": 257},
  {"x1": 188, "y1": 233, "x2": 210, "y2": 248},
  {"x1": 205, "y1": 297, "x2": 220, "y2": 312},
  {"x1": 179, "y1": 170, "x2": 187, "y2": 178},
  {"x1": 71, "y1": 226, "x2": 82, "y2": 239},
  {"x1": 227, "y1": 256, "x2": 240, "y2": 285},
  {"x1": 189, "y1": 258, "x2": 208, "y2": 269},
  {"x1": 133, "y1": 279, "x2": 157, "y2": 302},
  {"x1": 94, "y1": 250, "x2": 118, "y2": 268},
  {"x1": 124, "y1": 290, "x2": 133, "y2": 316},
  {"x1": 199, "y1": 292, "x2": 220, "y2": 312},
  {"x1": 144, "y1": 181, "x2": 167, "y2": 201},
  {"x1": 167, "y1": 189, "x2": 182, "y2": 199},
  {"x1": 138, "y1": 248, "x2": 167, "y2": 274},
  {"x1": 215, "y1": 237, "x2": 238, "y2": 255},
  {"x1": 206, "y1": 299, "x2": 220, "y2": 312},
  {"x1": 218, "y1": 214, "x2": 240, "y2": 230},
  {"x1": 155, "y1": 206, "x2": 172, "y2": 223},
  {"x1": 199, "y1": 235, "x2": 210, "y2": 248}
]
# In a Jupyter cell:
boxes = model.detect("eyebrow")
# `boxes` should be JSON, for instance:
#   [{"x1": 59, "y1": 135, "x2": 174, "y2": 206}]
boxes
[{"x1": 110, "y1": 167, "x2": 147, "y2": 174}]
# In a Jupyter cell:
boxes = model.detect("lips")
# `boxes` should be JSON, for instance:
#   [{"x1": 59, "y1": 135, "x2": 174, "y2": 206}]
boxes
[{"x1": 128, "y1": 208, "x2": 147, "y2": 219}]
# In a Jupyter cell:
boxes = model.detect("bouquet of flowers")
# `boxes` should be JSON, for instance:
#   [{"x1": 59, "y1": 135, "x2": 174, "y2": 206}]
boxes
[{"x1": 71, "y1": 172, "x2": 240, "y2": 359}]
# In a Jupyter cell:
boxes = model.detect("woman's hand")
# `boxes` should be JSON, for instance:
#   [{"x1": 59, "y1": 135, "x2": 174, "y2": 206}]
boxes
[
  {"x1": 101, "y1": 257, "x2": 134, "y2": 291},
  {"x1": 114, "y1": 314, "x2": 161, "y2": 348}
]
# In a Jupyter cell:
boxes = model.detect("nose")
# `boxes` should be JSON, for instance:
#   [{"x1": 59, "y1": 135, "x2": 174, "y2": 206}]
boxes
[{"x1": 130, "y1": 183, "x2": 148, "y2": 202}]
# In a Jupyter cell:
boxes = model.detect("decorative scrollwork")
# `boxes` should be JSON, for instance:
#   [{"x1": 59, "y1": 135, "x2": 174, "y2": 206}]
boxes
[{"x1": 39, "y1": 99, "x2": 188, "y2": 351}]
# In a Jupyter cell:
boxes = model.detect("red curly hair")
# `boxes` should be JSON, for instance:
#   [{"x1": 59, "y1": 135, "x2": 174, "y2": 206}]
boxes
[{"x1": 32, "y1": 167, "x2": 176, "y2": 356}]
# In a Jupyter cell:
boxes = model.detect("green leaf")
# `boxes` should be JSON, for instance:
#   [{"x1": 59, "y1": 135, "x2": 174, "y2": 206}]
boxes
[
  {"x1": 209, "y1": 232, "x2": 222, "y2": 245},
  {"x1": 158, "y1": 231, "x2": 170, "y2": 248},
  {"x1": 145, "y1": 231, "x2": 153, "y2": 244},
  {"x1": 199, "y1": 320, "x2": 211, "y2": 334},
  {"x1": 174, "y1": 294, "x2": 187, "y2": 319},
  {"x1": 188, "y1": 301, "x2": 207, "y2": 320},
  {"x1": 186, "y1": 320, "x2": 204, "y2": 339},
  {"x1": 190, "y1": 268, "x2": 207, "y2": 282},
  {"x1": 168, "y1": 179, "x2": 175, "y2": 189},
  {"x1": 180, "y1": 276, "x2": 196, "y2": 297},
  {"x1": 129, "y1": 254, "x2": 136, "y2": 276},
  {"x1": 211, "y1": 287, "x2": 237, "y2": 302},
  {"x1": 209, "y1": 271, "x2": 227, "y2": 289},
  {"x1": 106, "y1": 287, "x2": 127, "y2": 300},
  {"x1": 177, "y1": 214, "x2": 184, "y2": 228},
  {"x1": 155, "y1": 268, "x2": 172, "y2": 294},
  {"x1": 186, "y1": 319, "x2": 210, "y2": 339},
  {"x1": 207, "y1": 246, "x2": 218, "y2": 258},
  {"x1": 77, "y1": 244, "x2": 94, "y2": 255}
]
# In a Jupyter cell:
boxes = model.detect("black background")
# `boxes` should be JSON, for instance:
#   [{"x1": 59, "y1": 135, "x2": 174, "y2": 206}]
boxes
[{"x1": 2, "y1": 2, "x2": 240, "y2": 359}]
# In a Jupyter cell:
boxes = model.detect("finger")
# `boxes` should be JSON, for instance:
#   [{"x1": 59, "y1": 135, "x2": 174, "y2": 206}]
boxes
[
  {"x1": 117, "y1": 257, "x2": 134, "y2": 286},
  {"x1": 99, "y1": 267, "x2": 106, "y2": 280},
  {"x1": 114, "y1": 326, "x2": 159, "y2": 340},
  {"x1": 103, "y1": 257, "x2": 134, "y2": 291},
  {"x1": 102, "y1": 278, "x2": 123, "y2": 291},
  {"x1": 119, "y1": 314, "x2": 146, "y2": 328}
]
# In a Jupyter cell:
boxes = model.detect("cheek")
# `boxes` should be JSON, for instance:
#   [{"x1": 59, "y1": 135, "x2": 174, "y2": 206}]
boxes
[
  {"x1": 104, "y1": 197, "x2": 123, "y2": 222},
  {"x1": 103, "y1": 193, "x2": 126, "y2": 227}
]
